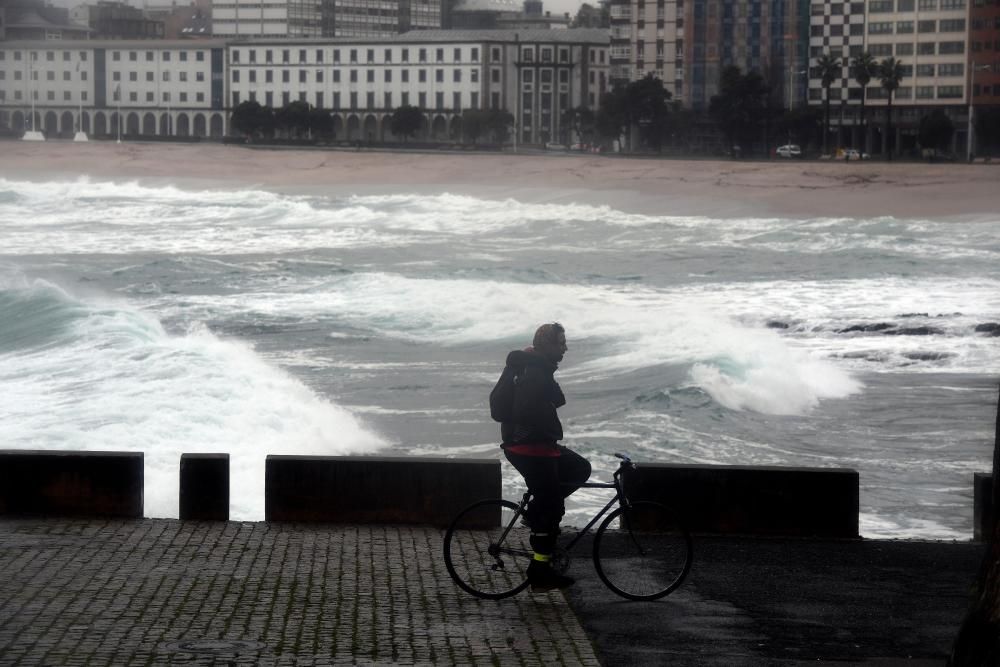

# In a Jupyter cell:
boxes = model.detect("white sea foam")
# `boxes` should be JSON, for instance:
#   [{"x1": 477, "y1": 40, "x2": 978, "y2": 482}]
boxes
[{"x1": 0, "y1": 277, "x2": 385, "y2": 519}]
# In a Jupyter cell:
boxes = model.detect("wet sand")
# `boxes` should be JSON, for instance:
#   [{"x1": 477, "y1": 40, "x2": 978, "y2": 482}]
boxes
[{"x1": 1, "y1": 140, "x2": 998, "y2": 219}]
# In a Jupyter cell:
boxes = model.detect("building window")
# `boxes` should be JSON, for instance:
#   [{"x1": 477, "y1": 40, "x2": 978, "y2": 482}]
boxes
[
  {"x1": 436, "y1": 91, "x2": 444, "y2": 109},
  {"x1": 385, "y1": 70, "x2": 392, "y2": 82},
  {"x1": 367, "y1": 70, "x2": 374, "y2": 83},
  {"x1": 385, "y1": 49, "x2": 392, "y2": 62},
  {"x1": 492, "y1": 47, "x2": 501, "y2": 61},
  {"x1": 367, "y1": 49, "x2": 374, "y2": 63},
  {"x1": 283, "y1": 70, "x2": 290, "y2": 83},
  {"x1": 472, "y1": 48, "x2": 479, "y2": 62},
  {"x1": 454, "y1": 47, "x2": 461, "y2": 61},
  {"x1": 299, "y1": 49, "x2": 307, "y2": 63},
  {"x1": 300, "y1": 70, "x2": 307, "y2": 83},
  {"x1": 351, "y1": 70, "x2": 358, "y2": 83},
  {"x1": 402, "y1": 48, "x2": 409, "y2": 62},
  {"x1": 938, "y1": 41, "x2": 965, "y2": 55},
  {"x1": 350, "y1": 49, "x2": 357, "y2": 63},
  {"x1": 180, "y1": 52, "x2": 188, "y2": 62},
  {"x1": 937, "y1": 85, "x2": 962, "y2": 98},
  {"x1": 402, "y1": 70, "x2": 409, "y2": 83},
  {"x1": 180, "y1": 92, "x2": 187, "y2": 102},
  {"x1": 436, "y1": 48, "x2": 444, "y2": 62},
  {"x1": 471, "y1": 69, "x2": 478, "y2": 83},
  {"x1": 384, "y1": 91, "x2": 392, "y2": 108},
  {"x1": 453, "y1": 69, "x2": 461, "y2": 82}
]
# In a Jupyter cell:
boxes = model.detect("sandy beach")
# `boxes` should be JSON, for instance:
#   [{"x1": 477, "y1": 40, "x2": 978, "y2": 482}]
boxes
[{"x1": 1, "y1": 140, "x2": 998, "y2": 218}]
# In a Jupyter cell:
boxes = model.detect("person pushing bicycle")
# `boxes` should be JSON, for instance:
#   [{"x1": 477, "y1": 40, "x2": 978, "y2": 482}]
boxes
[{"x1": 490, "y1": 322, "x2": 592, "y2": 592}]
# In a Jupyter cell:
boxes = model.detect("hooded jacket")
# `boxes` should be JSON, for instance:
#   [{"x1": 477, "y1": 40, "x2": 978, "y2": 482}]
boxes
[{"x1": 500, "y1": 348, "x2": 565, "y2": 446}]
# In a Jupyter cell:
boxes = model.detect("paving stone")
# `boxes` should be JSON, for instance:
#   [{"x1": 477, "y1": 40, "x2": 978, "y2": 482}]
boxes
[{"x1": 0, "y1": 519, "x2": 599, "y2": 666}]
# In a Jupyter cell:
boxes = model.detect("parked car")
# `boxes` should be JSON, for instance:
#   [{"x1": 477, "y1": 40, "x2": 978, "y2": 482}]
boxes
[
  {"x1": 775, "y1": 144, "x2": 802, "y2": 158},
  {"x1": 569, "y1": 142, "x2": 589, "y2": 151},
  {"x1": 842, "y1": 148, "x2": 870, "y2": 161},
  {"x1": 544, "y1": 142, "x2": 567, "y2": 151}
]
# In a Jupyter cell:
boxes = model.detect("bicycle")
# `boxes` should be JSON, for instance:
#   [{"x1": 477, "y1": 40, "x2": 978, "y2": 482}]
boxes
[{"x1": 443, "y1": 453, "x2": 693, "y2": 601}]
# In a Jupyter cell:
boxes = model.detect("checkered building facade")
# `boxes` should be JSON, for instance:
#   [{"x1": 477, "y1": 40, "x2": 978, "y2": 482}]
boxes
[{"x1": 808, "y1": 1, "x2": 866, "y2": 103}]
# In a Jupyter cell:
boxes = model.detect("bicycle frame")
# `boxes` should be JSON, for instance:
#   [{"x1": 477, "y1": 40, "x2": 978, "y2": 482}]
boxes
[{"x1": 493, "y1": 463, "x2": 632, "y2": 558}]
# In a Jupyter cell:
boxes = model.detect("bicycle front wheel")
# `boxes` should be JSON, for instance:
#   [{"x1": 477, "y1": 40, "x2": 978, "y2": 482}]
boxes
[
  {"x1": 443, "y1": 499, "x2": 532, "y2": 600},
  {"x1": 592, "y1": 501, "x2": 693, "y2": 601}
]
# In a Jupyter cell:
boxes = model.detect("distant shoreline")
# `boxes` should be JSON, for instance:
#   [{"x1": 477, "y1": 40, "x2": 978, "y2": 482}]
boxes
[{"x1": 1, "y1": 139, "x2": 998, "y2": 219}]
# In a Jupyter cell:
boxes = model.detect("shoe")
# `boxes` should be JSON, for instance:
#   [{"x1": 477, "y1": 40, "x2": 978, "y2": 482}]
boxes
[{"x1": 527, "y1": 560, "x2": 575, "y2": 592}]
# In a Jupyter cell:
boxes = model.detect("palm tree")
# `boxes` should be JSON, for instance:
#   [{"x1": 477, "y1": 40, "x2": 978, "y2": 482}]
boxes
[
  {"x1": 878, "y1": 57, "x2": 905, "y2": 160},
  {"x1": 816, "y1": 54, "x2": 842, "y2": 156},
  {"x1": 851, "y1": 52, "x2": 878, "y2": 153}
]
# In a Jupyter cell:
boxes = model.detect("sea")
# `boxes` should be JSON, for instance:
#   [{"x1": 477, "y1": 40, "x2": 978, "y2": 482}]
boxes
[{"x1": 1, "y1": 175, "x2": 997, "y2": 540}]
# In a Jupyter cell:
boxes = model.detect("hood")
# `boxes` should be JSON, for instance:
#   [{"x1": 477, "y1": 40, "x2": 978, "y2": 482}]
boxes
[{"x1": 506, "y1": 347, "x2": 557, "y2": 372}]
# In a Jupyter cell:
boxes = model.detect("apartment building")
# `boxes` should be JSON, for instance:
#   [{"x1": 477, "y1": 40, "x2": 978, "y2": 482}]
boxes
[
  {"x1": 0, "y1": 30, "x2": 609, "y2": 145},
  {"x1": 607, "y1": 0, "x2": 684, "y2": 101},
  {"x1": 969, "y1": 0, "x2": 1000, "y2": 104},
  {"x1": 212, "y1": 0, "x2": 443, "y2": 39},
  {"x1": 228, "y1": 30, "x2": 609, "y2": 143},
  {"x1": 0, "y1": 40, "x2": 227, "y2": 138}
]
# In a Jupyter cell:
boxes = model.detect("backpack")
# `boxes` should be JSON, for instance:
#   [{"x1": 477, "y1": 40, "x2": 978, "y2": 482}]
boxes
[{"x1": 489, "y1": 365, "x2": 521, "y2": 422}]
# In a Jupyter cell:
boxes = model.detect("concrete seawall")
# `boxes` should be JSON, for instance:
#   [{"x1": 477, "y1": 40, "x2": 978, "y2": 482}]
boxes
[
  {"x1": 0, "y1": 450, "x2": 143, "y2": 518},
  {"x1": 0, "y1": 449, "x2": 992, "y2": 540}
]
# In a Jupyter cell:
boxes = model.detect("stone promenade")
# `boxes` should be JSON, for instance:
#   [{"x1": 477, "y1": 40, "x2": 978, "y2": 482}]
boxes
[{"x1": 0, "y1": 519, "x2": 599, "y2": 666}]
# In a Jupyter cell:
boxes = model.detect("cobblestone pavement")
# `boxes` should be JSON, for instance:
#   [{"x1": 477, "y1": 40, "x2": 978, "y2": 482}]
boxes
[{"x1": 0, "y1": 519, "x2": 601, "y2": 666}]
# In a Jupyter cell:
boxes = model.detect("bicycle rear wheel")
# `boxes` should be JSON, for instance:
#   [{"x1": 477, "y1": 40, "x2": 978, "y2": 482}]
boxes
[
  {"x1": 592, "y1": 501, "x2": 692, "y2": 601},
  {"x1": 443, "y1": 499, "x2": 532, "y2": 600}
]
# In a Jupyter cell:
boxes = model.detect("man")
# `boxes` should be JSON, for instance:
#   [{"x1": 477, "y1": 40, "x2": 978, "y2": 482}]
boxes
[{"x1": 497, "y1": 322, "x2": 591, "y2": 591}]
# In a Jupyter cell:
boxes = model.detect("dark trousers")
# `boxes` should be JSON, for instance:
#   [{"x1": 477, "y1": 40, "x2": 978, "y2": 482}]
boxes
[{"x1": 504, "y1": 446, "x2": 591, "y2": 555}]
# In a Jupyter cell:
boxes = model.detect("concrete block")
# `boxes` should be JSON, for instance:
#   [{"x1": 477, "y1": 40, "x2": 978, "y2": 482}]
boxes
[
  {"x1": 0, "y1": 450, "x2": 143, "y2": 518},
  {"x1": 624, "y1": 463, "x2": 859, "y2": 538},
  {"x1": 974, "y1": 473, "x2": 993, "y2": 543},
  {"x1": 179, "y1": 454, "x2": 229, "y2": 521},
  {"x1": 265, "y1": 455, "x2": 500, "y2": 526}
]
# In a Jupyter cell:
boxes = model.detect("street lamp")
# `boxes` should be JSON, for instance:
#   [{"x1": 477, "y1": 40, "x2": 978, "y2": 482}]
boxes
[
  {"x1": 788, "y1": 66, "x2": 807, "y2": 111},
  {"x1": 967, "y1": 61, "x2": 991, "y2": 162}
]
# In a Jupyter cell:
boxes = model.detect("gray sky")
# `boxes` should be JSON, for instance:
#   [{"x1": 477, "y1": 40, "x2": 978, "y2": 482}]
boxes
[{"x1": 44, "y1": 0, "x2": 589, "y2": 19}]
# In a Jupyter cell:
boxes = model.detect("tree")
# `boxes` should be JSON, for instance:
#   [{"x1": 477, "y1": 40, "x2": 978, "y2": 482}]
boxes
[
  {"x1": 230, "y1": 100, "x2": 274, "y2": 141},
  {"x1": 626, "y1": 73, "x2": 673, "y2": 151},
  {"x1": 275, "y1": 100, "x2": 312, "y2": 140},
  {"x1": 596, "y1": 86, "x2": 629, "y2": 149},
  {"x1": 918, "y1": 109, "x2": 955, "y2": 152},
  {"x1": 851, "y1": 52, "x2": 878, "y2": 152},
  {"x1": 878, "y1": 57, "x2": 905, "y2": 160},
  {"x1": 571, "y1": 2, "x2": 609, "y2": 28},
  {"x1": 709, "y1": 65, "x2": 771, "y2": 156},
  {"x1": 390, "y1": 105, "x2": 423, "y2": 142},
  {"x1": 974, "y1": 106, "x2": 1000, "y2": 158},
  {"x1": 485, "y1": 109, "x2": 514, "y2": 144},
  {"x1": 461, "y1": 109, "x2": 490, "y2": 144},
  {"x1": 309, "y1": 107, "x2": 333, "y2": 141},
  {"x1": 949, "y1": 385, "x2": 1000, "y2": 666},
  {"x1": 560, "y1": 106, "x2": 596, "y2": 146},
  {"x1": 816, "y1": 53, "x2": 842, "y2": 155}
]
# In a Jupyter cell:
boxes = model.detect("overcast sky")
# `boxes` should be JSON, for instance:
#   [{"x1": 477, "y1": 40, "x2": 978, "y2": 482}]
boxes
[{"x1": 44, "y1": 0, "x2": 589, "y2": 21}]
